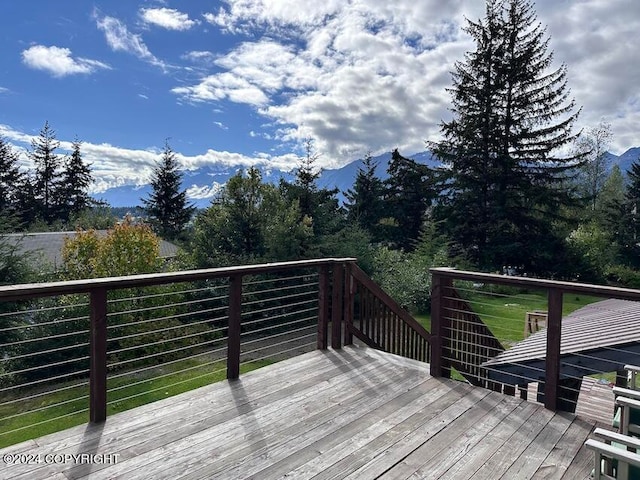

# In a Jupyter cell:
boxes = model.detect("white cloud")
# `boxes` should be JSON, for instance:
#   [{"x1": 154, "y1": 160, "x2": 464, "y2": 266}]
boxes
[
  {"x1": 0, "y1": 87, "x2": 9, "y2": 94},
  {"x1": 185, "y1": 0, "x2": 640, "y2": 161},
  {"x1": 0, "y1": 124, "x2": 298, "y2": 194},
  {"x1": 172, "y1": 72, "x2": 269, "y2": 106},
  {"x1": 21, "y1": 45, "x2": 110, "y2": 77},
  {"x1": 185, "y1": 182, "x2": 223, "y2": 200},
  {"x1": 140, "y1": 8, "x2": 197, "y2": 31},
  {"x1": 182, "y1": 50, "x2": 216, "y2": 63},
  {"x1": 96, "y1": 15, "x2": 166, "y2": 69}
]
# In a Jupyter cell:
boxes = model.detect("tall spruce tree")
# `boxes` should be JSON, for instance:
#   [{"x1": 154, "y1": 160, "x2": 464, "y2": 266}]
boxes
[
  {"x1": 30, "y1": 121, "x2": 63, "y2": 223},
  {"x1": 384, "y1": 149, "x2": 435, "y2": 251},
  {"x1": 142, "y1": 141, "x2": 195, "y2": 240},
  {"x1": 60, "y1": 138, "x2": 94, "y2": 221},
  {"x1": 281, "y1": 138, "x2": 342, "y2": 246},
  {"x1": 344, "y1": 153, "x2": 385, "y2": 241},
  {"x1": 434, "y1": 0, "x2": 582, "y2": 274},
  {"x1": 0, "y1": 137, "x2": 23, "y2": 215}
]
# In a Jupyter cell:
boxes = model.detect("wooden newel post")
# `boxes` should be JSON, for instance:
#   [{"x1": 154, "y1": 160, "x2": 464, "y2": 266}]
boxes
[
  {"x1": 317, "y1": 266, "x2": 329, "y2": 350},
  {"x1": 544, "y1": 288, "x2": 563, "y2": 411},
  {"x1": 343, "y1": 263, "x2": 354, "y2": 346},
  {"x1": 430, "y1": 272, "x2": 452, "y2": 379},
  {"x1": 227, "y1": 275, "x2": 242, "y2": 380},
  {"x1": 89, "y1": 288, "x2": 108, "y2": 423},
  {"x1": 331, "y1": 263, "x2": 344, "y2": 349}
]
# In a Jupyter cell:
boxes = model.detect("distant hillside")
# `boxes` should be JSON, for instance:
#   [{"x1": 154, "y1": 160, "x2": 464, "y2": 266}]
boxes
[
  {"x1": 95, "y1": 150, "x2": 440, "y2": 208},
  {"x1": 94, "y1": 148, "x2": 638, "y2": 208}
]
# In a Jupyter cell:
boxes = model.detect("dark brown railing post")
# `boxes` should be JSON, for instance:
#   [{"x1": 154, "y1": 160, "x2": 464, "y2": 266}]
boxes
[
  {"x1": 343, "y1": 262, "x2": 354, "y2": 346},
  {"x1": 430, "y1": 272, "x2": 452, "y2": 379},
  {"x1": 544, "y1": 287, "x2": 563, "y2": 411},
  {"x1": 331, "y1": 262, "x2": 344, "y2": 349},
  {"x1": 317, "y1": 265, "x2": 329, "y2": 350},
  {"x1": 227, "y1": 275, "x2": 242, "y2": 380},
  {"x1": 89, "y1": 287, "x2": 108, "y2": 423}
]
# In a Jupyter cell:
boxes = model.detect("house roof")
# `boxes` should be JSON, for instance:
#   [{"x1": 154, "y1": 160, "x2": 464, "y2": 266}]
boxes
[
  {"x1": 3, "y1": 231, "x2": 179, "y2": 270},
  {"x1": 482, "y1": 298, "x2": 640, "y2": 384}
]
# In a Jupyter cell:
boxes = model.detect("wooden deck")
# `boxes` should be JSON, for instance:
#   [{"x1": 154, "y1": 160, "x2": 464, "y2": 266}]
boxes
[{"x1": 0, "y1": 346, "x2": 604, "y2": 480}]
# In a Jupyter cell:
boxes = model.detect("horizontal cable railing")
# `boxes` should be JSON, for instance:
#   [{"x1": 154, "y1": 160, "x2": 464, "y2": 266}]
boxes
[
  {"x1": 0, "y1": 258, "x2": 354, "y2": 448},
  {"x1": 430, "y1": 267, "x2": 640, "y2": 417}
]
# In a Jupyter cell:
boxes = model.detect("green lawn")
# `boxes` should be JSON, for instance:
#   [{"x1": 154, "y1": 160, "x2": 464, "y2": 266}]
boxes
[
  {"x1": 0, "y1": 357, "x2": 272, "y2": 449},
  {"x1": 413, "y1": 290, "x2": 601, "y2": 347},
  {"x1": 462, "y1": 290, "x2": 600, "y2": 346}
]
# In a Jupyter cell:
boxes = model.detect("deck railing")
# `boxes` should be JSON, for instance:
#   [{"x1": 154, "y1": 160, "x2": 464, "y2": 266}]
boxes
[
  {"x1": 430, "y1": 267, "x2": 640, "y2": 413},
  {"x1": 0, "y1": 257, "x2": 436, "y2": 447},
  {"x1": 343, "y1": 264, "x2": 432, "y2": 362},
  {"x1": 0, "y1": 259, "x2": 361, "y2": 445}
]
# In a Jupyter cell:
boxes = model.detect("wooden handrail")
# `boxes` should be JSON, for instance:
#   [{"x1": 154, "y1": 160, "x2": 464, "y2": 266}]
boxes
[
  {"x1": 430, "y1": 267, "x2": 640, "y2": 300},
  {"x1": 346, "y1": 264, "x2": 431, "y2": 362},
  {"x1": 0, "y1": 258, "x2": 357, "y2": 301},
  {"x1": 350, "y1": 265, "x2": 431, "y2": 343}
]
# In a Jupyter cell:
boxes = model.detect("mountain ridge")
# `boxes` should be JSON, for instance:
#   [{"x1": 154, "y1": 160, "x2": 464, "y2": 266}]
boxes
[{"x1": 95, "y1": 148, "x2": 639, "y2": 208}]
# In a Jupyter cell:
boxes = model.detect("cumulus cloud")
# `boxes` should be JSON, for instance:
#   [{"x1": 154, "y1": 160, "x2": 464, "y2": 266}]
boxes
[
  {"x1": 185, "y1": 1, "x2": 640, "y2": 159},
  {"x1": 21, "y1": 45, "x2": 110, "y2": 77},
  {"x1": 0, "y1": 124, "x2": 298, "y2": 194},
  {"x1": 185, "y1": 1, "x2": 471, "y2": 159},
  {"x1": 140, "y1": 7, "x2": 197, "y2": 31},
  {"x1": 96, "y1": 15, "x2": 167, "y2": 69}
]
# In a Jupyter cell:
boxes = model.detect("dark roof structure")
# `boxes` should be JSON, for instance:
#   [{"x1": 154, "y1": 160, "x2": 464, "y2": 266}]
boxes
[
  {"x1": 3, "y1": 231, "x2": 179, "y2": 270},
  {"x1": 482, "y1": 298, "x2": 640, "y2": 385}
]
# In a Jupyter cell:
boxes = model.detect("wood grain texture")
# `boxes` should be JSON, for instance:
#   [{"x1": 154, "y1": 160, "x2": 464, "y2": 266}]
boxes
[{"x1": 0, "y1": 345, "x2": 603, "y2": 480}]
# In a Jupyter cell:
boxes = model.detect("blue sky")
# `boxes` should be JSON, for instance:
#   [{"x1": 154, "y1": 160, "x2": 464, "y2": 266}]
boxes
[{"x1": 1, "y1": 1, "x2": 639, "y2": 196}]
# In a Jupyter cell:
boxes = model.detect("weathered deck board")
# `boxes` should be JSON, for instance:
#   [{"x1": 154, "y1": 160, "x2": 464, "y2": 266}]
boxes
[{"x1": 0, "y1": 345, "x2": 604, "y2": 480}]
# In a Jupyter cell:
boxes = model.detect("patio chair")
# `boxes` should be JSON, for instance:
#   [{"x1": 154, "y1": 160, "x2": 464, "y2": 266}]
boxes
[
  {"x1": 586, "y1": 428, "x2": 640, "y2": 479},
  {"x1": 613, "y1": 365, "x2": 640, "y2": 431},
  {"x1": 614, "y1": 386, "x2": 640, "y2": 435}
]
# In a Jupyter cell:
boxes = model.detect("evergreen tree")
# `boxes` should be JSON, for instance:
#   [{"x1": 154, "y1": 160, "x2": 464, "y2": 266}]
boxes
[
  {"x1": 30, "y1": 121, "x2": 63, "y2": 223},
  {"x1": 0, "y1": 137, "x2": 23, "y2": 215},
  {"x1": 60, "y1": 138, "x2": 94, "y2": 221},
  {"x1": 433, "y1": 0, "x2": 582, "y2": 274},
  {"x1": 142, "y1": 141, "x2": 195, "y2": 240},
  {"x1": 612, "y1": 159, "x2": 640, "y2": 267},
  {"x1": 281, "y1": 138, "x2": 342, "y2": 253},
  {"x1": 384, "y1": 149, "x2": 435, "y2": 251},
  {"x1": 344, "y1": 153, "x2": 385, "y2": 241}
]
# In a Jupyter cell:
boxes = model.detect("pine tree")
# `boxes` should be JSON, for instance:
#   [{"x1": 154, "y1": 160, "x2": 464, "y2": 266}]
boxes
[
  {"x1": 344, "y1": 153, "x2": 385, "y2": 240},
  {"x1": 0, "y1": 137, "x2": 23, "y2": 215},
  {"x1": 384, "y1": 149, "x2": 435, "y2": 251},
  {"x1": 30, "y1": 121, "x2": 63, "y2": 223},
  {"x1": 282, "y1": 138, "x2": 342, "y2": 246},
  {"x1": 142, "y1": 141, "x2": 195, "y2": 240},
  {"x1": 60, "y1": 138, "x2": 94, "y2": 221},
  {"x1": 433, "y1": 0, "x2": 582, "y2": 274}
]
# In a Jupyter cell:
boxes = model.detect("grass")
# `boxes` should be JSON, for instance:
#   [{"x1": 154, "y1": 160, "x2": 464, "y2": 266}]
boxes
[
  {"x1": 0, "y1": 356, "x2": 272, "y2": 449},
  {"x1": 462, "y1": 290, "x2": 601, "y2": 346}
]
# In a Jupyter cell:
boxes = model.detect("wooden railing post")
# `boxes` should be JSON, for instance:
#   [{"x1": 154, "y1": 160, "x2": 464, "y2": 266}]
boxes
[
  {"x1": 317, "y1": 266, "x2": 329, "y2": 350},
  {"x1": 343, "y1": 263, "x2": 354, "y2": 346},
  {"x1": 331, "y1": 263, "x2": 344, "y2": 349},
  {"x1": 89, "y1": 288, "x2": 108, "y2": 423},
  {"x1": 430, "y1": 272, "x2": 452, "y2": 378},
  {"x1": 544, "y1": 288, "x2": 563, "y2": 411},
  {"x1": 227, "y1": 275, "x2": 242, "y2": 380}
]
